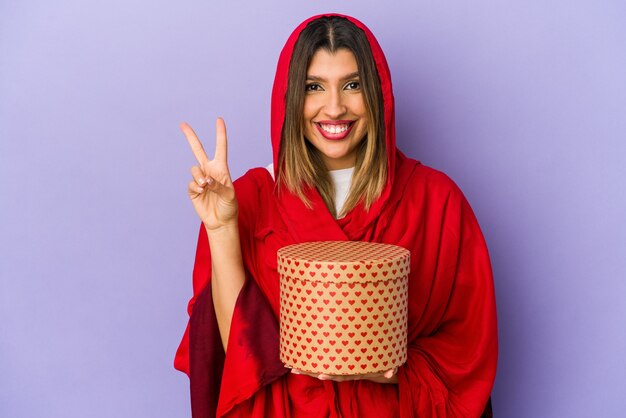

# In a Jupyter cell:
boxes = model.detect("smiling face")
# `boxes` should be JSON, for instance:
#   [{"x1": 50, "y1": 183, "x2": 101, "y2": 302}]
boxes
[{"x1": 303, "y1": 48, "x2": 369, "y2": 170}]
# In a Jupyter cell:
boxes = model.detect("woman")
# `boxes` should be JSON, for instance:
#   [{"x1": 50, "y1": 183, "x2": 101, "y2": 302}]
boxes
[{"x1": 175, "y1": 13, "x2": 498, "y2": 418}]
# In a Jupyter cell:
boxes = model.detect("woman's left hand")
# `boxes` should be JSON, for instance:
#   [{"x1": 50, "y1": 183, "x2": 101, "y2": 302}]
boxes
[{"x1": 290, "y1": 367, "x2": 398, "y2": 383}]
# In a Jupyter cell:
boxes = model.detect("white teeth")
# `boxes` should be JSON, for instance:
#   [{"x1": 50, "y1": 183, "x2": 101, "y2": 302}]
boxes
[{"x1": 320, "y1": 123, "x2": 350, "y2": 134}]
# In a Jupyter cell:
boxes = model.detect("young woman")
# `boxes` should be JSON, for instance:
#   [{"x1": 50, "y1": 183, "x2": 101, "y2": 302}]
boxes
[{"x1": 175, "y1": 13, "x2": 498, "y2": 418}]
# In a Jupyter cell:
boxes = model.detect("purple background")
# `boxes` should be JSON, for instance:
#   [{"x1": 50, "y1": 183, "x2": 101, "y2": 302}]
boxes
[{"x1": 1, "y1": 1, "x2": 625, "y2": 417}]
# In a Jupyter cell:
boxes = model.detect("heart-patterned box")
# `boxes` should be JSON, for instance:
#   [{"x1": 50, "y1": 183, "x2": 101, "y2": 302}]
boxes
[{"x1": 277, "y1": 240, "x2": 410, "y2": 375}]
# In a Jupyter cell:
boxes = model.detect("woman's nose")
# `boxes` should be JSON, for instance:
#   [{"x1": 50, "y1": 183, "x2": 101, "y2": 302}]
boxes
[{"x1": 323, "y1": 89, "x2": 347, "y2": 118}]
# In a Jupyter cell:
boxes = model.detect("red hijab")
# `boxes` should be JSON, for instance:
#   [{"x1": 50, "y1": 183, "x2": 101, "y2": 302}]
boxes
[{"x1": 175, "y1": 13, "x2": 497, "y2": 418}]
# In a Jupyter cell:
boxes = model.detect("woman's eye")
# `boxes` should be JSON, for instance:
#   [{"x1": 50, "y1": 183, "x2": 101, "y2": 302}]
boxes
[
  {"x1": 305, "y1": 83, "x2": 321, "y2": 92},
  {"x1": 346, "y1": 81, "x2": 361, "y2": 90}
]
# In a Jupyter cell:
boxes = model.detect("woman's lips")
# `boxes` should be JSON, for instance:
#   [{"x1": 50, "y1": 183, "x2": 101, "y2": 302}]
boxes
[{"x1": 315, "y1": 121, "x2": 355, "y2": 140}]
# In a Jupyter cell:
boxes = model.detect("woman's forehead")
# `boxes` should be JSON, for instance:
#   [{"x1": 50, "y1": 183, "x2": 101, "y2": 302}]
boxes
[{"x1": 307, "y1": 49, "x2": 359, "y2": 79}]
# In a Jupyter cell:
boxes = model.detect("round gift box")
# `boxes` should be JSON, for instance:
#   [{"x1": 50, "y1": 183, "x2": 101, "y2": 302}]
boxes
[{"x1": 277, "y1": 240, "x2": 410, "y2": 375}]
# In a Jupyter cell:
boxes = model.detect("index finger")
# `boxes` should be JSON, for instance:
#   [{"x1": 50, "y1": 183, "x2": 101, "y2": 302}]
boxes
[{"x1": 180, "y1": 122, "x2": 209, "y2": 165}]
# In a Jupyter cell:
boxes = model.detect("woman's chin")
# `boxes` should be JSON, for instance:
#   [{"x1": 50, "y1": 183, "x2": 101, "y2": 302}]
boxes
[{"x1": 321, "y1": 154, "x2": 356, "y2": 169}]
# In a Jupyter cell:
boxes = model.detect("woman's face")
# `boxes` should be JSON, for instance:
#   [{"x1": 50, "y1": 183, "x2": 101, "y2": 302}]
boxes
[{"x1": 303, "y1": 48, "x2": 368, "y2": 170}]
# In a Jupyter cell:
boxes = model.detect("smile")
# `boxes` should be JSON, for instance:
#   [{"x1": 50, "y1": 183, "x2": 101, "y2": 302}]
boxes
[{"x1": 315, "y1": 121, "x2": 355, "y2": 140}]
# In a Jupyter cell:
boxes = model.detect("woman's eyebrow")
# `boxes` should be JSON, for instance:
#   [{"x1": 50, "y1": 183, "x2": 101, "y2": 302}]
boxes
[{"x1": 306, "y1": 72, "x2": 360, "y2": 81}]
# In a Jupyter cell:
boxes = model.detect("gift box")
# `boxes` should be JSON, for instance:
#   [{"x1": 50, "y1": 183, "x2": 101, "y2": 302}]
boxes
[{"x1": 277, "y1": 240, "x2": 410, "y2": 375}]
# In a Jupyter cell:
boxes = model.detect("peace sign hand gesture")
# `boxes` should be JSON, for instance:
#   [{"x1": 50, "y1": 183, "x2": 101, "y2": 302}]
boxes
[{"x1": 181, "y1": 117, "x2": 238, "y2": 232}]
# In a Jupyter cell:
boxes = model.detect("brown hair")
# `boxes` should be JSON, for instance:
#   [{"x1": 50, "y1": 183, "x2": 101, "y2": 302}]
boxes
[{"x1": 276, "y1": 16, "x2": 387, "y2": 219}]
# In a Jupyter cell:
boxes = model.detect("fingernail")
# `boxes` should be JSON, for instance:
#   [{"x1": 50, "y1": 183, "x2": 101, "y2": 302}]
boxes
[
  {"x1": 207, "y1": 177, "x2": 214, "y2": 185},
  {"x1": 318, "y1": 375, "x2": 328, "y2": 380},
  {"x1": 198, "y1": 178, "x2": 205, "y2": 185},
  {"x1": 196, "y1": 186, "x2": 204, "y2": 192}
]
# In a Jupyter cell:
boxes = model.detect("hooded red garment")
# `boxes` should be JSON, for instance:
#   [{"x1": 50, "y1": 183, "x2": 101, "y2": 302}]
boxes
[{"x1": 174, "y1": 13, "x2": 498, "y2": 418}]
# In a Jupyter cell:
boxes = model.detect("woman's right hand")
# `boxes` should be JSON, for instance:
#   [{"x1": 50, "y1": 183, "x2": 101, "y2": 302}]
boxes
[{"x1": 181, "y1": 117, "x2": 239, "y2": 232}]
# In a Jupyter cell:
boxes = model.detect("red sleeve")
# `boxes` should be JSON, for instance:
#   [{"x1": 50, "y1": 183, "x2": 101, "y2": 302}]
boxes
[
  {"x1": 397, "y1": 183, "x2": 498, "y2": 417},
  {"x1": 181, "y1": 241, "x2": 287, "y2": 418},
  {"x1": 173, "y1": 169, "x2": 266, "y2": 375},
  {"x1": 173, "y1": 222, "x2": 213, "y2": 377}
]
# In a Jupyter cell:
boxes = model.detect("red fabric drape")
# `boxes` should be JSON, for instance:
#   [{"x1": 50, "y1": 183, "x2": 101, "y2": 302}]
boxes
[{"x1": 175, "y1": 13, "x2": 498, "y2": 417}]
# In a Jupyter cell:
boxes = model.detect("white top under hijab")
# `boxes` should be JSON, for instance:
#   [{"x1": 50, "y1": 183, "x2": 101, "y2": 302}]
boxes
[{"x1": 265, "y1": 163, "x2": 354, "y2": 219}]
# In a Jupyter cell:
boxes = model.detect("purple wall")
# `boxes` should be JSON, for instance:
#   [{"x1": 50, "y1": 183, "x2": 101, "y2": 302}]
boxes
[{"x1": 1, "y1": 1, "x2": 624, "y2": 417}]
